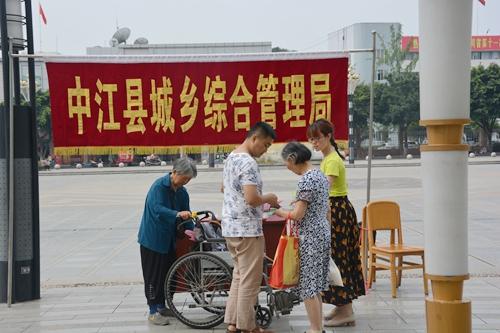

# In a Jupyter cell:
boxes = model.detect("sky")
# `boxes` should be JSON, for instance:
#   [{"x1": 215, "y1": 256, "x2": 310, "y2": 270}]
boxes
[{"x1": 32, "y1": 0, "x2": 500, "y2": 55}]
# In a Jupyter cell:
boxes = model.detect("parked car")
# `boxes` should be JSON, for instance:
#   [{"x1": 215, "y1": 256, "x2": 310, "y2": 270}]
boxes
[
  {"x1": 407, "y1": 141, "x2": 419, "y2": 149},
  {"x1": 377, "y1": 142, "x2": 398, "y2": 150},
  {"x1": 361, "y1": 139, "x2": 385, "y2": 148}
]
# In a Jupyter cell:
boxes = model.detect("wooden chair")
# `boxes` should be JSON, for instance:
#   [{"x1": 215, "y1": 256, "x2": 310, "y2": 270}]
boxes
[{"x1": 365, "y1": 200, "x2": 428, "y2": 298}]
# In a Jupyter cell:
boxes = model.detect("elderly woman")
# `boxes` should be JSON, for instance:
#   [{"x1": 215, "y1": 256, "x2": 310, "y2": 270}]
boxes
[
  {"x1": 137, "y1": 157, "x2": 197, "y2": 325},
  {"x1": 275, "y1": 142, "x2": 331, "y2": 333}
]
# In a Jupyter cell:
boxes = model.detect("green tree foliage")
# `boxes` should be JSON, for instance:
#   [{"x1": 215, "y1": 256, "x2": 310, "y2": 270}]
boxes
[
  {"x1": 272, "y1": 46, "x2": 293, "y2": 52},
  {"x1": 35, "y1": 90, "x2": 52, "y2": 159},
  {"x1": 378, "y1": 25, "x2": 418, "y2": 74},
  {"x1": 377, "y1": 24, "x2": 420, "y2": 154},
  {"x1": 379, "y1": 72, "x2": 420, "y2": 154},
  {"x1": 351, "y1": 82, "x2": 387, "y2": 153},
  {"x1": 470, "y1": 64, "x2": 500, "y2": 151}
]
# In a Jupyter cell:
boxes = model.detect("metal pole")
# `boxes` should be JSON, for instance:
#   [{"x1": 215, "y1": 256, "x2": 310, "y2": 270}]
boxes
[
  {"x1": 7, "y1": 38, "x2": 15, "y2": 307},
  {"x1": 362, "y1": 30, "x2": 377, "y2": 285},
  {"x1": 208, "y1": 153, "x2": 215, "y2": 168},
  {"x1": 25, "y1": 0, "x2": 41, "y2": 300},
  {"x1": 0, "y1": 0, "x2": 10, "y2": 305},
  {"x1": 348, "y1": 96, "x2": 355, "y2": 164},
  {"x1": 13, "y1": 53, "x2": 20, "y2": 105},
  {"x1": 347, "y1": 48, "x2": 375, "y2": 53},
  {"x1": 366, "y1": 30, "x2": 376, "y2": 204}
]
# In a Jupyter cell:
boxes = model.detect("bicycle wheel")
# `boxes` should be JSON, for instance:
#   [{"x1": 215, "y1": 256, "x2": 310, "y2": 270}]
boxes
[{"x1": 165, "y1": 252, "x2": 232, "y2": 329}]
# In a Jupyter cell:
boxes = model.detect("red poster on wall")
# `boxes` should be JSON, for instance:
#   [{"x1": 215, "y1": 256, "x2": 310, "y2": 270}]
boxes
[{"x1": 46, "y1": 53, "x2": 348, "y2": 155}]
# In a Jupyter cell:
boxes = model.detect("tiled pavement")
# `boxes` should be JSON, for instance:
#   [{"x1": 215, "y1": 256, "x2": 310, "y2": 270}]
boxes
[
  {"x1": 1, "y1": 277, "x2": 500, "y2": 332},
  {"x1": 1, "y1": 160, "x2": 499, "y2": 332}
]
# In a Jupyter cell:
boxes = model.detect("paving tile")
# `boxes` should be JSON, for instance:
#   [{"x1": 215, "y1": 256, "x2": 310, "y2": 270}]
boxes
[
  {"x1": 0, "y1": 323, "x2": 32, "y2": 333},
  {"x1": 3, "y1": 279, "x2": 496, "y2": 332},
  {"x1": 6, "y1": 166, "x2": 499, "y2": 332},
  {"x1": 24, "y1": 328, "x2": 100, "y2": 333}
]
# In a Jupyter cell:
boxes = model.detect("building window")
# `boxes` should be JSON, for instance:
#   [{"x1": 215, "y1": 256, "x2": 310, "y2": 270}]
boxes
[
  {"x1": 471, "y1": 52, "x2": 481, "y2": 60},
  {"x1": 404, "y1": 53, "x2": 418, "y2": 61},
  {"x1": 481, "y1": 52, "x2": 492, "y2": 60},
  {"x1": 377, "y1": 69, "x2": 385, "y2": 81}
]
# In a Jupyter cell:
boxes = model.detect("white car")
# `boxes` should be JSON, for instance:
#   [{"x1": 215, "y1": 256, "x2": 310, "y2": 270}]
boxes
[{"x1": 377, "y1": 142, "x2": 398, "y2": 150}]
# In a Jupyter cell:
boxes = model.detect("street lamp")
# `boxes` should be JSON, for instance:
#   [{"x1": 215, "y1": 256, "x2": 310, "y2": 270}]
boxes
[
  {"x1": 5, "y1": 0, "x2": 25, "y2": 49},
  {"x1": 347, "y1": 67, "x2": 360, "y2": 164}
]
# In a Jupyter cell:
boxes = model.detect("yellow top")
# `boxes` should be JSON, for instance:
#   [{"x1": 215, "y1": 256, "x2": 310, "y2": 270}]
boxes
[{"x1": 320, "y1": 151, "x2": 348, "y2": 197}]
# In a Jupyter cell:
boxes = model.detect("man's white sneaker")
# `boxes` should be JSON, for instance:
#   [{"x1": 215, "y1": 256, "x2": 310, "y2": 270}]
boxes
[{"x1": 148, "y1": 312, "x2": 170, "y2": 325}]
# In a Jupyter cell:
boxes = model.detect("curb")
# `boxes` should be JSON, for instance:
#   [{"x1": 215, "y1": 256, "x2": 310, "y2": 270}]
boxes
[{"x1": 38, "y1": 158, "x2": 500, "y2": 176}]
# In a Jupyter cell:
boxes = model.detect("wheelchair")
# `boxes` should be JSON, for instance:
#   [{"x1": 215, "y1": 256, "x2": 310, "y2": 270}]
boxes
[{"x1": 164, "y1": 211, "x2": 300, "y2": 330}]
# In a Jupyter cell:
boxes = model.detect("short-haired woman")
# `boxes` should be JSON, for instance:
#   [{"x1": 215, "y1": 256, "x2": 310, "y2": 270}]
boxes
[
  {"x1": 138, "y1": 157, "x2": 197, "y2": 325},
  {"x1": 275, "y1": 141, "x2": 330, "y2": 333}
]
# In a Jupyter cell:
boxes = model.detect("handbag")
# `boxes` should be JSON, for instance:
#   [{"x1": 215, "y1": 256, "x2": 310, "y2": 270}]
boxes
[
  {"x1": 269, "y1": 219, "x2": 300, "y2": 289},
  {"x1": 328, "y1": 257, "x2": 344, "y2": 286}
]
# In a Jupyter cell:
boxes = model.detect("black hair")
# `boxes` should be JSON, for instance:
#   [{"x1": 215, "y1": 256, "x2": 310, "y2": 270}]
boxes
[
  {"x1": 281, "y1": 141, "x2": 312, "y2": 165},
  {"x1": 307, "y1": 119, "x2": 345, "y2": 160},
  {"x1": 246, "y1": 122, "x2": 276, "y2": 140}
]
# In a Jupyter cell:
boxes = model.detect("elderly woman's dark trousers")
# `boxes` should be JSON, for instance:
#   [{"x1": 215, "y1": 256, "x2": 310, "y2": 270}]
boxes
[{"x1": 140, "y1": 245, "x2": 175, "y2": 306}]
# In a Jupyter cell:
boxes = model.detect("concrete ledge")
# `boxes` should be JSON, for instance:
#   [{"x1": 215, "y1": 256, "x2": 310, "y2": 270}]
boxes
[{"x1": 38, "y1": 156, "x2": 500, "y2": 176}]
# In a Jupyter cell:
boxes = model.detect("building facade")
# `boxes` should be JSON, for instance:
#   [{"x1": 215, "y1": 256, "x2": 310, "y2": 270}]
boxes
[
  {"x1": 328, "y1": 22, "x2": 500, "y2": 83},
  {"x1": 328, "y1": 22, "x2": 401, "y2": 83}
]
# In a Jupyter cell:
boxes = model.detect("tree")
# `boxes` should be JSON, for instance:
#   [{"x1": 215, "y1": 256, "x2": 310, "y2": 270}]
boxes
[
  {"x1": 35, "y1": 90, "x2": 52, "y2": 159},
  {"x1": 377, "y1": 24, "x2": 420, "y2": 155},
  {"x1": 351, "y1": 84, "x2": 369, "y2": 151},
  {"x1": 272, "y1": 46, "x2": 293, "y2": 52},
  {"x1": 378, "y1": 25, "x2": 418, "y2": 75},
  {"x1": 379, "y1": 72, "x2": 420, "y2": 155},
  {"x1": 470, "y1": 64, "x2": 500, "y2": 151},
  {"x1": 351, "y1": 82, "x2": 387, "y2": 154}
]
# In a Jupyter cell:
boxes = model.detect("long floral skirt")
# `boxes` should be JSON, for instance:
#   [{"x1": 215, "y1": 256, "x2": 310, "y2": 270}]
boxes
[{"x1": 322, "y1": 196, "x2": 365, "y2": 305}]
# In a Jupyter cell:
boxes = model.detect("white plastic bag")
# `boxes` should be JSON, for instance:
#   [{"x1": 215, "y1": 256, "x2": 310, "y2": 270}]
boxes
[{"x1": 328, "y1": 257, "x2": 344, "y2": 287}]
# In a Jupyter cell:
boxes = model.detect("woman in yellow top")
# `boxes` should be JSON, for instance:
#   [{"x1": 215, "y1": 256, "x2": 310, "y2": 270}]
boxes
[{"x1": 307, "y1": 119, "x2": 365, "y2": 327}]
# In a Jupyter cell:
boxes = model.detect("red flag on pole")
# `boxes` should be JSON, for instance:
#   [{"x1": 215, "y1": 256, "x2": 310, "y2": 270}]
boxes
[
  {"x1": 39, "y1": 3, "x2": 47, "y2": 25},
  {"x1": 478, "y1": 0, "x2": 486, "y2": 5}
]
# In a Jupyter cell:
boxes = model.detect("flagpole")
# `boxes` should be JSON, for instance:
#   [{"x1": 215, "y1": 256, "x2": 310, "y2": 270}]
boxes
[
  {"x1": 38, "y1": 2, "x2": 42, "y2": 52},
  {"x1": 475, "y1": 0, "x2": 479, "y2": 35}
]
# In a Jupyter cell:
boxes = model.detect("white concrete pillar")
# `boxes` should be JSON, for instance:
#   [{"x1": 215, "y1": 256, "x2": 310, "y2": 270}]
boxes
[{"x1": 419, "y1": 0, "x2": 472, "y2": 332}]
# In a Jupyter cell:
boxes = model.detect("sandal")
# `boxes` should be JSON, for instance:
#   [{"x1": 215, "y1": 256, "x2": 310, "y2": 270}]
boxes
[
  {"x1": 226, "y1": 324, "x2": 241, "y2": 333},
  {"x1": 324, "y1": 313, "x2": 355, "y2": 327}
]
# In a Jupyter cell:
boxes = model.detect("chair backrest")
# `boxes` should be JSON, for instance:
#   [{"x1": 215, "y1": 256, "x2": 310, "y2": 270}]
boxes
[{"x1": 365, "y1": 200, "x2": 403, "y2": 246}]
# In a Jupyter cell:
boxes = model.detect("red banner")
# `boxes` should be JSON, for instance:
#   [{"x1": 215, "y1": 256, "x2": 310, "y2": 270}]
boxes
[
  {"x1": 402, "y1": 35, "x2": 500, "y2": 52},
  {"x1": 46, "y1": 54, "x2": 348, "y2": 155}
]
